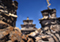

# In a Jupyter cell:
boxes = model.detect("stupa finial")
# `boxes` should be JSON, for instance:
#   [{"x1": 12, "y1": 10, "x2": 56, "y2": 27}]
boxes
[{"x1": 27, "y1": 17, "x2": 29, "y2": 20}]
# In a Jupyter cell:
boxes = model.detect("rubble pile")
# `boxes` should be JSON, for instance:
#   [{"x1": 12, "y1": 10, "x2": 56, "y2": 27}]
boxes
[
  {"x1": 0, "y1": 26, "x2": 22, "y2": 42},
  {"x1": 21, "y1": 25, "x2": 59, "y2": 42}
]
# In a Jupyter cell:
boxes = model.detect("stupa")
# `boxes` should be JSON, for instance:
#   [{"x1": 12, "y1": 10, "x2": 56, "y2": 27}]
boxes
[{"x1": 21, "y1": 17, "x2": 37, "y2": 35}]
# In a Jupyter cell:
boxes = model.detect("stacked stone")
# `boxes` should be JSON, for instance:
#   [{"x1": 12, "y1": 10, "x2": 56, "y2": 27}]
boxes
[
  {"x1": 0, "y1": 0, "x2": 22, "y2": 42},
  {"x1": 21, "y1": 17, "x2": 37, "y2": 35},
  {"x1": 0, "y1": 0, "x2": 18, "y2": 27}
]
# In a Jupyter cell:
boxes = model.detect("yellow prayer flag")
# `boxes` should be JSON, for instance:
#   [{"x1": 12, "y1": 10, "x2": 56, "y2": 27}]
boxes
[{"x1": 46, "y1": 0, "x2": 51, "y2": 7}]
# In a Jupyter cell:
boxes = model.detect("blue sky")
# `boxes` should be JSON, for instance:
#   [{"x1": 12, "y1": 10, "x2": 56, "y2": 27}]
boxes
[{"x1": 16, "y1": 0, "x2": 60, "y2": 29}]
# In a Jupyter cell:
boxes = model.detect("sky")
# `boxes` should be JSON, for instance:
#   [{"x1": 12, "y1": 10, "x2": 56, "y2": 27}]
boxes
[{"x1": 16, "y1": 0, "x2": 60, "y2": 29}]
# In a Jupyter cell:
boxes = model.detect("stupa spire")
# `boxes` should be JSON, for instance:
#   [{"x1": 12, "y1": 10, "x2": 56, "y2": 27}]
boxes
[{"x1": 27, "y1": 17, "x2": 29, "y2": 20}]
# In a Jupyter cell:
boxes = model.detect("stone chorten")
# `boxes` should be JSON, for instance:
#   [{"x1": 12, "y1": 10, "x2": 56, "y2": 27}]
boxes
[
  {"x1": 39, "y1": 8, "x2": 60, "y2": 42},
  {"x1": 0, "y1": 0, "x2": 18, "y2": 27},
  {"x1": 21, "y1": 17, "x2": 37, "y2": 35},
  {"x1": 39, "y1": 8, "x2": 60, "y2": 32}
]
